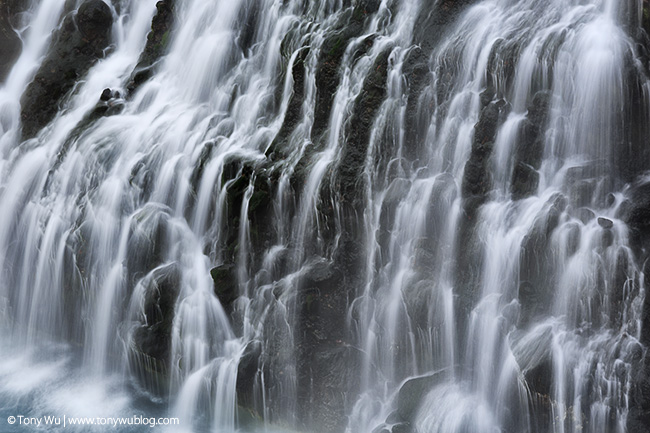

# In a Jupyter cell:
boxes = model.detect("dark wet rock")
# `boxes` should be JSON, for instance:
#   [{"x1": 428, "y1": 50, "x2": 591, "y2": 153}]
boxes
[
  {"x1": 20, "y1": 0, "x2": 113, "y2": 139},
  {"x1": 294, "y1": 50, "x2": 391, "y2": 432},
  {"x1": 377, "y1": 178, "x2": 411, "y2": 256},
  {"x1": 127, "y1": 0, "x2": 175, "y2": 95},
  {"x1": 518, "y1": 194, "x2": 566, "y2": 325},
  {"x1": 221, "y1": 159, "x2": 273, "y2": 270},
  {"x1": 575, "y1": 207, "x2": 595, "y2": 224},
  {"x1": 402, "y1": 46, "x2": 431, "y2": 159},
  {"x1": 0, "y1": 0, "x2": 28, "y2": 83},
  {"x1": 77, "y1": 0, "x2": 113, "y2": 40},
  {"x1": 617, "y1": 52, "x2": 650, "y2": 182},
  {"x1": 624, "y1": 181, "x2": 650, "y2": 255},
  {"x1": 337, "y1": 48, "x2": 390, "y2": 206},
  {"x1": 462, "y1": 138, "x2": 493, "y2": 200},
  {"x1": 61, "y1": 235, "x2": 86, "y2": 344},
  {"x1": 126, "y1": 204, "x2": 171, "y2": 285},
  {"x1": 462, "y1": 98, "x2": 506, "y2": 203},
  {"x1": 385, "y1": 411, "x2": 402, "y2": 424},
  {"x1": 396, "y1": 372, "x2": 444, "y2": 422},
  {"x1": 453, "y1": 195, "x2": 485, "y2": 328},
  {"x1": 129, "y1": 263, "x2": 180, "y2": 396},
  {"x1": 473, "y1": 100, "x2": 502, "y2": 145},
  {"x1": 218, "y1": 159, "x2": 274, "y2": 267},
  {"x1": 311, "y1": 3, "x2": 372, "y2": 140},
  {"x1": 295, "y1": 258, "x2": 359, "y2": 431},
  {"x1": 312, "y1": 33, "x2": 353, "y2": 140},
  {"x1": 510, "y1": 326, "x2": 553, "y2": 398},
  {"x1": 456, "y1": 98, "x2": 507, "y2": 327},
  {"x1": 297, "y1": 342, "x2": 362, "y2": 432},
  {"x1": 517, "y1": 281, "x2": 540, "y2": 324},
  {"x1": 615, "y1": 199, "x2": 633, "y2": 220},
  {"x1": 100, "y1": 87, "x2": 112, "y2": 101},
  {"x1": 188, "y1": 141, "x2": 215, "y2": 196},
  {"x1": 237, "y1": 1, "x2": 260, "y2": 55},
  {"x1": 611, "y1": 248, "x2": 633, "y2": 328},
  {"x1": 511, "y1": 162, "x2": 539, "y2": 200},
  {"x1": 598, "y1": 217, "x2": 614, "y2": 229},
  {"x1": 354, "y1": 0, "x2": 381, "y2": 17},
  {"x1": 133, "y1": 263, "x2": 181, "y2": 364},
  {"x1": 486, "y1": 39, "x2": 521, "y2": 98},
  {"x1": 631, "y1": 259, "x2": 650, "y2": 415},
  {"x1": 511, "y1": 91, "x2": 551, "y2": 200},
  {"x1": 89, "y1": 88, "x2": 124, "y2": 119},
  {"x1": 137, "y1": 0, "x2": 175, "y2": 67},
  {"x1": 391, "y1": 423, "x2": 412, "y2": 433},
  {"x1": 569, "y1": 179, "x2": 596, "y2": 208},
  {"x1": 302, "y1": 260, "x2": 342, "y2": 291},
  {"x1": 566, "y1": 221, "x2": 581, "y2": 256},
  {"x1": 236, "y1": 340, "x2": 263, "y2": 409},
  {"x1": 413, "y1": 0, "x2": 478, "y2": 53},
  {"x1": 524, "y1": 357, "x2": 553, "y2": 400},
  {"x1": 248, "y1": 172, "x2": 272, "y2": 222},
  {"x1": 628, "y1": 344, "x2": 650, "y2": 433},
  {"x1": 267, "y1": 46, "x2": 309, "y2": 159},
  {"x1": 210, "y1": 264, "x2": 239, "y2": 310},
  {"x1": 641, "y1": 0, "x2": 650, "y2": 35}
]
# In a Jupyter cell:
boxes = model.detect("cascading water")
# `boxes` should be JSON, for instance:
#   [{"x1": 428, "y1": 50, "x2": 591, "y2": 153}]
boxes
[{"x1": 0, "y1": 0, "x2": 649, "y2": 432}]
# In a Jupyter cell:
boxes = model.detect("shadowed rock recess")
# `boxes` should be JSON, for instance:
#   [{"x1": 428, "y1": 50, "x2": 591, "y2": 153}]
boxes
[{"x1": 1, "y1": 1, "x2": 650, "y2": 433}]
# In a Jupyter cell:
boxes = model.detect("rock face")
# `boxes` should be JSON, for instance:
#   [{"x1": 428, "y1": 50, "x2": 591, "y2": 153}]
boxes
[
  {"x1": 210, "y1": 264, "x2": 238, "y2": 311},
  {"x1": 20, "y1": 0, "x2": 113, "y2": 139},
  {"x1": 456, "y1": 96, "x2": 506, "y2": 326},
  {"x1": 294, "y1": 45, "x2": 391, "y2": 433},
  {"x1": 130, "y1": 263, "x2": 180, "y2": 396},
  {"x1": 296, "y1": 260, "x2": 357, "y2": 431},
  {"x1": 413, "y1": 0, "x2": 478, "y2": 53},
  {"x1": 517, "y1": 193, "x2": 567, "y2": 325},
  {"x1": 510, "y1": 91, "x2": 551, "y2": 200},
  {"x1": 127, "y1": 0, "x2": 175, "y2": 95},
  {"x1": 133, "y1": 263, "x2": 180, "y2": 364},
  {"x1": 0, "y1": 0, "x2": 27, "y2": 83},
  {"x1": 337, "y1": 48, "x2": 390, "y2": 206},
  {"x1": 402, "y1": 46, "x2": 431, "y2": 159},
  {"x1": 625, "y1": 180, "x2": 650, "y2": 433},
  {"x1": 311, "y1": 0, "x2": 379, "y2": 141},
  {"x1": 395, "y1": 373, "x2": 444, "y2": 423}
]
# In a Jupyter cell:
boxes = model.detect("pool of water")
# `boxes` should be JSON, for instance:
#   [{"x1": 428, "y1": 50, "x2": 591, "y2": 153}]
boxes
[{"x1": 0, "y1": 341, "x2": 293, "y2": 433}]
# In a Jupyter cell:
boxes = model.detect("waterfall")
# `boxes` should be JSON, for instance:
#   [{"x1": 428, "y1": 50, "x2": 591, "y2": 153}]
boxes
[{"x1": 0, "y1": 0, "x2": 649, "y2": 432}]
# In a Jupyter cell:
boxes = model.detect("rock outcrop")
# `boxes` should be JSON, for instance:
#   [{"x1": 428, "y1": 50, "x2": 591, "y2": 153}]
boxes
[
  {"x1": 126, "y1": 0, "x2": 175, "y2": 95},
  {"x1": 20, "y1": 0, "x2": 113, "y2": 139}
]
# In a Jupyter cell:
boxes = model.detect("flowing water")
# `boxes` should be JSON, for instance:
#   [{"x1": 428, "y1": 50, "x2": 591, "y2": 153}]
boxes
[{"x1": 0, "y1": 0, "x2": 648, "y2": 432}]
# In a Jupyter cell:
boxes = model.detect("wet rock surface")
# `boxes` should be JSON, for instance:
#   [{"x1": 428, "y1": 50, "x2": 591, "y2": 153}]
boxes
[
  {"x1": 456, "y1": 97, "x2": 507, "y2": 325},
  {"x1": 210, "y1": 264, "x2": 239, "y2": 311},
  {"x1": 133, "y1": 263, "x2": 180, "y2": 365},
  {"x1": 20, "y1": 0, "x2": 113, "y2": 139},
  {"x1": 518, "y1": 193, "x2": 567, "y2": 326},
  {"x1": 625, "y1": 180, "x2": 650, "y2": 433},
  {"x1": 311, "y1": 0, "x2": 379, "y2": 141},
  {"x1": 396, "y1": 372, "x2": 444, "y2": 422},
  {"x1": 511, "y1": 91, "x2": 551, "y2": 200},
  {"x1": 127, "y1": 0, "x2": 175, "y2": 95}
]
